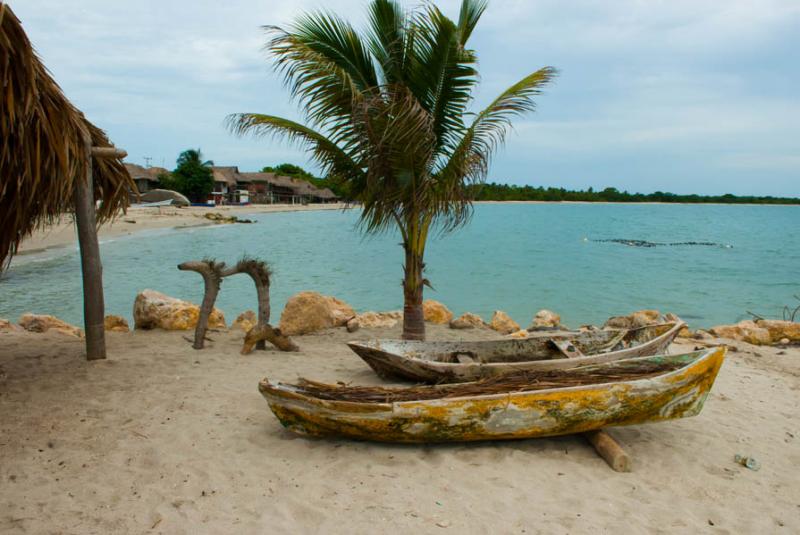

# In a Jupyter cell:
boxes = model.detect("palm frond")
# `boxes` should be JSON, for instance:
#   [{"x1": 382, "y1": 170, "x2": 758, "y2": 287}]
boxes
[{"x1": 226, "y1": 113, "x2": 364, "y2": 180}]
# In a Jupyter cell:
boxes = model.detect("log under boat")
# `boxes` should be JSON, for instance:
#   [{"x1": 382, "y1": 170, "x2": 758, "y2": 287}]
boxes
[
  {"x1": 347, "y1": 319, "x2": 686, "y2": 383},
  {"x1": 259, "y1": 347, "x2": 725, "y2": 443}
]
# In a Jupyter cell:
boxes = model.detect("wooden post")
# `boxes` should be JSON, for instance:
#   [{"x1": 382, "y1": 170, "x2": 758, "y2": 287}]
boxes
[
  {"x1": 73, "y1": 136, "x2": 106, "y2": 360},
  {"x1": 585, "y1": 430, "x2": 631, "y2": 472}
]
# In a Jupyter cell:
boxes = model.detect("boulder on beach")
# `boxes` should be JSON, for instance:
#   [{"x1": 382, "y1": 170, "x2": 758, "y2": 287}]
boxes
[
  {"x1": 489, "y1": 310, "x2": 520, "y2": 334},
  {"x1": 709, "y1": 320, "x2": 771, "y2": 345},
  {"x1": 604, "y1": 310, "x2": 663, "y2": 329},
  {"x1": 18, "y1": 313, "x2": 84, "y2": 338},
  {"x1": 423, "y1": 300, "x2": 453, "y2": 324},
  {"x1": 449, "y1": 312, "x2": 487, "y2": 330},
  {"x1": 528, "y1": 309, "x2": 562, "y2": 330},
  {"x1": 232, "y1": 311, "x2": 258, "y2": 332},
  {"x1": 278, "y1": 291, "x2": 355, "y2": 336},
  {"x1": 508, "y1": 329, "x2": 529, "y2": 339},
  {"x1": 104, "y1": 315, "x2": 130, "y2": 333},
  {"x1": 133, "y1": 290, "x2": 226, "y2": 331},
  {"x1": 0, "y1": 318, "x2": 21, "y2": 332},
  {"x1": 710, "y1": 319, "x2": 800, "y2": 345},
  {"x1": 348, "y1": 311, "x2": 402, "y2": 332}
]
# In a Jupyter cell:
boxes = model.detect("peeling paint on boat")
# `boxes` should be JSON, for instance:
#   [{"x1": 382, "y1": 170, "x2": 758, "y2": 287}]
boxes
[{"x1": 259, "y1": 347, "x2": 726, "y2": 443}]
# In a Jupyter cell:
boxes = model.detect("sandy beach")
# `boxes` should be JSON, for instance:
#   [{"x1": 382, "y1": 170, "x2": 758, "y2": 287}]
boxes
[
  {"x1": 1, "y1": 323, "x2": 798, "y2": 534},
  {"x1": 16, "y1": 203, "x2": 350, "y2": 256}
]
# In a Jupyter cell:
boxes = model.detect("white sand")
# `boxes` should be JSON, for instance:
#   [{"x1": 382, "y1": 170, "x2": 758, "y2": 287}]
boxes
[
  {"x1": 17, "y1": 203, "x2": 350, "y2": 255},
  {"x1": 1, "y1": 325, "x2": 798, "y2": 534}
]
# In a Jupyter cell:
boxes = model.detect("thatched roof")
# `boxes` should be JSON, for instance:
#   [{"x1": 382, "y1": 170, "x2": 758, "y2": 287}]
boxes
[
  {"x1": 124, "y1": 163, "x2": 166, "y2": 182},
  {"x1": 0, "y1": 4, "x2": 134, "y2": 266},
  {"x1": 211, "y1": 166, "x2": 240, "y2": 186}
]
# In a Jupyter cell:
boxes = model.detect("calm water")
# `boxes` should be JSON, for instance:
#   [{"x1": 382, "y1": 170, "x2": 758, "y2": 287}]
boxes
[{"x1": 2, "y1": 204, "x2": 798, "y2": 330}]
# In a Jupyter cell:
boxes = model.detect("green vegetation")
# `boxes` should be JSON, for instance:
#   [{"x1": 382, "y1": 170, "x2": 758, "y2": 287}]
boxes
[
  {"x1": 160, "y1": 149, "x2": 215, "y2": 202},
  {"x1": 469, "y1": 184, "x2": 800, "y2": 204},
  {"x1": 229, "y1": 0, "x2": 555, "y2": 340}
]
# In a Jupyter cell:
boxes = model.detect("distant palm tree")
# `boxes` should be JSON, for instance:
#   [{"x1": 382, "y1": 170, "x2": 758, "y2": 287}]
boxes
[
  {"x1": 177, "y1": 148, "x2": 214, "y2": 168},
  {"x1": 228, "y1": 0, "x2": 555, "y2": 340}
]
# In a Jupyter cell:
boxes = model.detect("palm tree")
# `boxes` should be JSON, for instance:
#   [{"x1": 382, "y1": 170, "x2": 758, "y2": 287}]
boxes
[{"x1": 228, "y1": 0, "x2": 555, "y2": 340}]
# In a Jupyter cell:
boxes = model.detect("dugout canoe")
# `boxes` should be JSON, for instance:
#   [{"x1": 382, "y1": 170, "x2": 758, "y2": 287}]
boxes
[
  {"x1": 347, "y1": 319, "x2": 686, "y2": 383},
  {"x1": 258, "y1": 347, "x2": 725, "y2": 443}
]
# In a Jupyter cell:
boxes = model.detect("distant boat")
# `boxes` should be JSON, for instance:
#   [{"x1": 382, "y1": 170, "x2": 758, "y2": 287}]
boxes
[
  {"x1": 132, "y1": 199, "x2": 173, "y2": 208},
  {"x1": 259, "y1": 347, "x2": 725, "y2": 443},
  {"x1": 347, "y1": 319, "x2": 686, "y2": 383}
]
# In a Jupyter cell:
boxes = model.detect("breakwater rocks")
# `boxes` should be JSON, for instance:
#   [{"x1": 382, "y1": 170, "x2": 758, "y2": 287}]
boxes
[{"x1": 591, "y1": 238, "x2": 732, "y2": 248}]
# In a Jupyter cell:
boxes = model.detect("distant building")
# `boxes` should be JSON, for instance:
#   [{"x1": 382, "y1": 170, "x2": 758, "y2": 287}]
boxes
[
  {"x1": 124, "y1": 163, "x2": 168, "y2": 194},
  {"x1": 208, "y1": 166, "x2": 339, "y2": 205}
]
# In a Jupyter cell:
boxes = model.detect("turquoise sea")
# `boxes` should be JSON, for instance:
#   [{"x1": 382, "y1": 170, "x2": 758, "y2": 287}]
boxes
[{"x1": 1, "y1": 204, "x2": 798, "y2": 330}]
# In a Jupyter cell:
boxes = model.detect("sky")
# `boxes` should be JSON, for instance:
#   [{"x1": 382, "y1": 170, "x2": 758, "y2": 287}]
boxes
[{"x1": 12, "y1": 0, "x2": 800, "y2": 196}]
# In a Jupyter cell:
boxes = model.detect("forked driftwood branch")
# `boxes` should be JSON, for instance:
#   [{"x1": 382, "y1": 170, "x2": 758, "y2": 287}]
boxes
[
  {"x1": 178, "y1": 259, "x2": 226, "y2": 350},
  {"x1": 178, "y1": 257, "x2": 298, "y2": 352}
]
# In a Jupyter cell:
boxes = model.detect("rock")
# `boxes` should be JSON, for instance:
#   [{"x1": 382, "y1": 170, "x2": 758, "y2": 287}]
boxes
[
  {"x1": 133, "y1": 290, "x2": 226, "y2": 331},
  {"x1": 278, "y1": 291, "x2": 355, "y2": 336},
  {"x1": 232, "y1": 311, "x2": 257, "y2": 332},
  {"x1": 0, "y1": 318, "x2": 21, "y2": 332},
  {"x1": 677, "y1": 326, "x2": 692, "y2": 338},
  {"x1": 693, "y1": 330, "x2": 714, "y2": 341},
  {"x1": 423, "y1": 300, "x2": 453, "y2": 325},
  {"x1": 604, "y1": 310, "x2": 662, "y2": 329},
  {"x1": 104, "y1": 315, "x2": 129, "y2": 333},
  {"x1": 18, "y1": 313, "x2": 84, "y2": 338},
  {"x1": 449, "y1": 312, "x2": 487, "y2": 330},
  {"x1": 709, "y1": 320, "x2": 771, "y2": 345},
  {"x1": 489, "y1": 311, "x2": 520, "y2": 334},
  {"x1": 346, "y1": 317, "x2": 360, "y2": 333},
  {"x1": 352, "y1": 311, "x2": 401, "y2": 329},
  {"x1": 528, "y1": 309, "x2": 561, "y2": 330},
  {"x1": 755, "y1": 320, "x2": 800, "y2": 343},
  {"x1": 780, "y1": 337, "x2": 790, "y2": 345}
]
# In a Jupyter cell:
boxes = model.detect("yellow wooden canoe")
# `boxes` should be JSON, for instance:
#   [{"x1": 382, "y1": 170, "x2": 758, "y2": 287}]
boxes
[{"x1": 259, "y1": 347, "x2": 725, "y2": 443}]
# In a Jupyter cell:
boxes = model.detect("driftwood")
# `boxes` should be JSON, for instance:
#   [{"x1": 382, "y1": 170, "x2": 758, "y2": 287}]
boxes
[
  {"x1": 584, "y1": 430, "x2": 631, "y2": 472},
  {"x1": 242, "y1": 324, "x2": 299, "y2": 354},
  {"x1": 178, "y1": 260, "x2": 226, "y2": 349},
  {"x1": 177, "y1": 256, "x2": 297, "y2": 352}
]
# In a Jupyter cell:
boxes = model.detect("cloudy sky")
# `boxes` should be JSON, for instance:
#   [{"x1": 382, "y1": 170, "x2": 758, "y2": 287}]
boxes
[{"x1": 13, "y1": 0, "x2": 800, "y2": 195}]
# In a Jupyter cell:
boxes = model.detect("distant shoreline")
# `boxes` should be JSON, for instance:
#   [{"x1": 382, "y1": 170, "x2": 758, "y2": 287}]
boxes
[
  {"x1": 474, "y1": 200, "x2": 800, "y2": 207},
  {"x1": 16, "y1": 203, "x2": 351, "y2": 258}
]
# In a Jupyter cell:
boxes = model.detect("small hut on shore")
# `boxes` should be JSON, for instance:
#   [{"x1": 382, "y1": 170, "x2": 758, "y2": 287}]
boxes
[{"x1": 0, "y1": 4, "x2": 134, "y2": 358}]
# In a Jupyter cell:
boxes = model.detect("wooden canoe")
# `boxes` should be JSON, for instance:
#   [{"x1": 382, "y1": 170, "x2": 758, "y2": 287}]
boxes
[
  {"x1": 347, "y1": 319, "x2": 686, "y2": 383},
  {"x1": 259, "y1": 347, "x2": 725, "y2": 443}
]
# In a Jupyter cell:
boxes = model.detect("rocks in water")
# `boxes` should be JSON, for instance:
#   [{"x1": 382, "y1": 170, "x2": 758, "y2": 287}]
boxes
[
  {"x1": 709, "y1": 321, "x2": 771, "y2": 345},
  {"x1": 133, "y1": 289, "x2": 226, "y2": 331},
  {"x1": 348, "y1": 311, "x2": 402, "y2": 331},
  {"x1": 278, "y1": 291, "x2": 355, "y2": 336},
  {"x1": 490, "y1": 311, "x2": 520, "y2": 334},
  {"x1": 203, "y1": 212, "x2": 253, "y2": 224},
  {"x1": 710, "y1": 319, "x2": 800, "y2": 346},
  {"x1": 18, "y1": 313, "x2": 84, "y2": 338},
  {"x1": 449, "y1": 313, "x2": 487, "y2": 330},
  {"x1": 604, "y1": 310, "x2": 663, "y2": 329},
  {"x1": 104, "y1": 315, "x2": 130, "y2": 333},
  {"x1": 423, "y1": 300, "x2": 453, "y2": 325},
  {"x1": 232, "y1": 311, "x2": 257, "y2": 332},
  {"x1": 528, "y1": 309, "x2": 562, "y2": 330}
]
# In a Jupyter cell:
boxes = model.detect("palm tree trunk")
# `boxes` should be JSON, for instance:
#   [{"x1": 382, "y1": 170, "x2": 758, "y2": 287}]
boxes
[{"x1": 402, "y1": 245, "x2": 426, "y2": 341}]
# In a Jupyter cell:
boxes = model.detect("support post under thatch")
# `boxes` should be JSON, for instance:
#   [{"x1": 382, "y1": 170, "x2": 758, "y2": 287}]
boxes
[{"x1": 73, "y1": 136, "x2": 106, "y2": 360}]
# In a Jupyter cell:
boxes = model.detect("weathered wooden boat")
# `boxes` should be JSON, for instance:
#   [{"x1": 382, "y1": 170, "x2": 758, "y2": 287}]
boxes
[
  {"x1": 259, "y1": 347, "x2": 725, "y2": 443},
  {"x1": 347, "y1": 319, "x2": 686, "y2": 383}
]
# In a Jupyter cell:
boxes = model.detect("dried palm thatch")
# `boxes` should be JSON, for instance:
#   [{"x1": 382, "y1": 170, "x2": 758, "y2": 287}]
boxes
[
  {"x1": 0, "y1": 4, "x2": 134, "y2": 267},
  {"x1": 291, "y1": 359, "x2": 688, "y2": 403}
]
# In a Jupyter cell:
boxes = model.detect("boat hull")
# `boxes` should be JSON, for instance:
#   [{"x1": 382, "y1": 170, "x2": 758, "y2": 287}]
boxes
[
  {"x1": 259, "y1": 347, "x2": 725, "y2": 443},
  {"x1": 348, "y1": 321, "x2": 685, "y2": 383}
]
